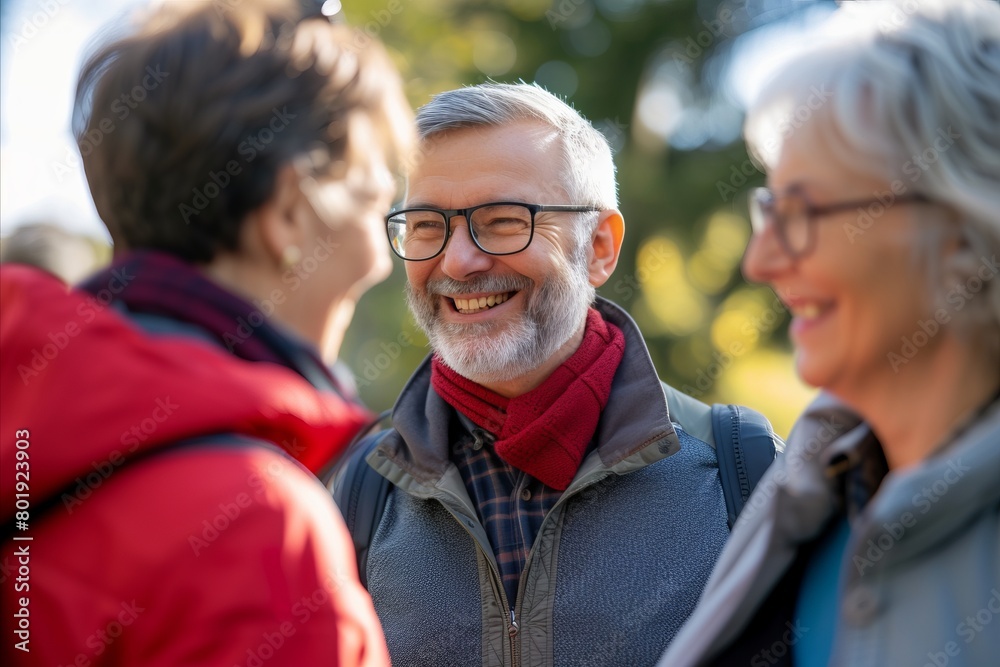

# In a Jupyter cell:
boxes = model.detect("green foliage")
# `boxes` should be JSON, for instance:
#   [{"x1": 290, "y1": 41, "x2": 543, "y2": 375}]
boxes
[{"x1": 340, "y1": 0, "x2": 818, "y2": 435}]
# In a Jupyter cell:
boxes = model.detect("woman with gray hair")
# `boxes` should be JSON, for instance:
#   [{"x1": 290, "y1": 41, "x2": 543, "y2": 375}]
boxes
[{"x1": 657, "y1": 1, "x2": 1000, "y2": 665}]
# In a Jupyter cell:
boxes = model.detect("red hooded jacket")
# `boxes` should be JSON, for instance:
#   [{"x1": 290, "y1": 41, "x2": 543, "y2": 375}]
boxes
[{"x1": 0, "y1": 265, "x2": 389, "y2": 666}]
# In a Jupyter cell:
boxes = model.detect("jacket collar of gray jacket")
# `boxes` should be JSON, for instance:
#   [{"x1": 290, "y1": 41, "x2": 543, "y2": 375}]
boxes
[
  {"x1": 765, "y1": 392, "x2": 1000, "y2": 555},
  {"x1": 378, "y1": 296, "x2": 680, "y2": 487},
  {"x1": 656, "y1": 391, "x2": 1000, "y2": 667}
]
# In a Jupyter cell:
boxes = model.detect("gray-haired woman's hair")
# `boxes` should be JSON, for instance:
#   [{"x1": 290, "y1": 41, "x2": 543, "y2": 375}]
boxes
[
  {"x1": 745, "y1": 0, "x2": 1000, "y2": 358},
  {"x1": 414, "y1": 83, "x2": 618, "y2": 243}
]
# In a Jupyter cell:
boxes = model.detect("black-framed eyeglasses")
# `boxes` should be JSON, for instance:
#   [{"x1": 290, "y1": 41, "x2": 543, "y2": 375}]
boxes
[
  {"x1": 748, "y1": 186, "x2": 932, "y2": 259},
  {"x1": 385, "y1": 202, "x2": 600, "y2": 261}
]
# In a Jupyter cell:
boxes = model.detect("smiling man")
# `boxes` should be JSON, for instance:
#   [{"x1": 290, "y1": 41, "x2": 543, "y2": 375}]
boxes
[{"x1": 335, "y1": 83, "x2": 779, "y2": 667}]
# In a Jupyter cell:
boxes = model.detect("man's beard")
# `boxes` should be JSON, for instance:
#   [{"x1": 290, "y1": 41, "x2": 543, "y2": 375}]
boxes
[{"x1": 406, "y1": 244, "x2": 596, "y2": 384}]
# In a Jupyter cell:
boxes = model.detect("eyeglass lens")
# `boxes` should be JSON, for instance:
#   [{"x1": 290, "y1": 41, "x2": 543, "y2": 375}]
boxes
[
  {"x1": 750, "y1": 189, "x2": 811, "y2": 256},
  {"x1": 387, "y1": 204, "x2": 534, "y2": 259}
]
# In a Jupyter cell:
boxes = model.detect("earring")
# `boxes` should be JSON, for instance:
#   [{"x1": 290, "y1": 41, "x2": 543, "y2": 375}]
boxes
[{"x1": 281, "y1": 245, "x2": 303, "y2": 269}]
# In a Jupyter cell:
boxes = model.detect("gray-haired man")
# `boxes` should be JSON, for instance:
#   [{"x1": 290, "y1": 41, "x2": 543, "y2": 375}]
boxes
[{"x1": 334, "y1": 82, "x2": 779, "y2": 667}]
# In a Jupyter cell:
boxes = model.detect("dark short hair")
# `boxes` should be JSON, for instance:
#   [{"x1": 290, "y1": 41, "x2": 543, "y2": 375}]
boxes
[{"x1": 73, "y1": 0, "x2": 413, "y2": 263}]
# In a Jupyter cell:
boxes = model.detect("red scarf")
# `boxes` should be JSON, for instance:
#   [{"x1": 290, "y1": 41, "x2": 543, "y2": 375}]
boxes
[{"x1": 431, "y1": 308, "x2": 626, "y2": 491}]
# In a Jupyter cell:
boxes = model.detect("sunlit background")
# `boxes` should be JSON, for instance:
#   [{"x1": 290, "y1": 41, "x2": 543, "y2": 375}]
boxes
[{"x1": 0, "y1": 0, "x2": 840, "y2": 436}]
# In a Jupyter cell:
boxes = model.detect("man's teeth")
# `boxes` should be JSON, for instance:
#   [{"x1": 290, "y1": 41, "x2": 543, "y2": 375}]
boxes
[{"x1": 454, "y1": 293, "x2": 510, "y2": 313}]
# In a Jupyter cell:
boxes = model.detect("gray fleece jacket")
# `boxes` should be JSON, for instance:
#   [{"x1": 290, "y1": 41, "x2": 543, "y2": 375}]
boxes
[{"x1": 363, "y1": 298, "x2": 736, "y2": 667}]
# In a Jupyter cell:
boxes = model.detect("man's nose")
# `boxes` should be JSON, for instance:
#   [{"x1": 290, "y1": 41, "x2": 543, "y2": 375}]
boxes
[{"x1": 439, "y1": 219, "x2": 494, "y2": 279}]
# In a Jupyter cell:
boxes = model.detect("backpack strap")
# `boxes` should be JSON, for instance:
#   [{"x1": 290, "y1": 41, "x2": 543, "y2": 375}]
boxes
[
  {"x1": 325, "y1": 412, "x2": 394, "y2": 590},
  {"x1": 323, "y1": 400, "x2": 784, "y2": 586},
  {"x1": 711, "y1": 403, "x2": 784, "y2": 529}
]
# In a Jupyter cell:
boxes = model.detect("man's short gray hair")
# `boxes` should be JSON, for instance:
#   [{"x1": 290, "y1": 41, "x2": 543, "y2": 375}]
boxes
[
  {"x1": 745, "y1": 0, "x2": 1000, "y2": 356},
  {"x1": 415, "y1": 83, "x2": 618, "y2": 239}
]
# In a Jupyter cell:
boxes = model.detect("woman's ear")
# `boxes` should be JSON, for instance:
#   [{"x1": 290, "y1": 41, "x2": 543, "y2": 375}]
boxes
[
  {"x1": 247, "y1": 163, "x2": 308, "y2": 267},
  {"x1": 587, "y1": 209, "x2": 625, "y2": 288}
]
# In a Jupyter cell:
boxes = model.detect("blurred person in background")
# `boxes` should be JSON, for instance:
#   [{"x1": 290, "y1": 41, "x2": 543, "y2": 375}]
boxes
[
  {"x1": 658, "y1": 1, "x2": 1000, "y2": 665},
  {"x1": 0, "y1": 0, "x2": 413, "y2": 665},
  {"x1": 0, "y1": 221, "x2": 104, "y2": 283}
]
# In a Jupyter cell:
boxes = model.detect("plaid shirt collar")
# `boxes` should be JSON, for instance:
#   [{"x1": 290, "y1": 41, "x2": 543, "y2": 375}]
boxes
[{"x1": 451, "y1": 411, "x2": 564, "y2": 611}]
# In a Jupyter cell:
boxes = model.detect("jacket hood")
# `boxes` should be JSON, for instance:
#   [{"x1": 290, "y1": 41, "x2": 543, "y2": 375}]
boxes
[{"x1": 0, "y1": 265, "x2": 369, "y2": 524}]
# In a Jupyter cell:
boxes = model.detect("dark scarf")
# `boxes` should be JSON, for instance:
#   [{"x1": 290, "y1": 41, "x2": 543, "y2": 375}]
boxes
[
  {"x1": 80, "y1": 250, "x2": 349, "y2": 396},
  {"x1": 431, "y1": 308, "x2": 626, "y2": 491}
]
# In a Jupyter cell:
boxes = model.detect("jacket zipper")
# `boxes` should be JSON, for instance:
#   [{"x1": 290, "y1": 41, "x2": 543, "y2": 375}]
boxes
[
  {"x1": 472, "y1": 429, "x2": 521, "y2": 665},
  {"x1": 509, "y1": 609, "x2": 520, "y2": 667},
  {"x1": 506, "y1": 470, "x2": 614, "y2": 666},
  {"x1": 432, "y1": 436, "x2": 667, "y2": 665},
  {"x1": 435, "y1": 493, "x2": 520, "y2": 666}
]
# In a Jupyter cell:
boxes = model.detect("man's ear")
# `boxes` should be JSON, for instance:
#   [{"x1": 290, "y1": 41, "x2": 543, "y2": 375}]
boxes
[
  {"x1": 587, "y1": 209, "x2": 624, "y2": 288},
  {"x1": 245, "y1": 163, "x2": 307, "y2": 267}
]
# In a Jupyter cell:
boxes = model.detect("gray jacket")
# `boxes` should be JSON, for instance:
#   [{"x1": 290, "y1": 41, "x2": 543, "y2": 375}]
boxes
[
  {"x1": 657, "y1": 393, "x2": 1000, "y2": 667},
  {"x1": 364, "y1": 298, "x2": 734, "y2": 667}
]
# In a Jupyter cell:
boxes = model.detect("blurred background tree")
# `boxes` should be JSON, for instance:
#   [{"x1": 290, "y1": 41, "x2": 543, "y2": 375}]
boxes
[
  {"x1": 338, "y1": 0, "x2": 835, "y2": 436},
  {"x1": 1, "y1": 0, "x2": 836, "y2": 436}
]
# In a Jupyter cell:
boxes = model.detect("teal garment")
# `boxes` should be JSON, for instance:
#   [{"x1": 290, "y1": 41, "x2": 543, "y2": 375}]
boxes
[{"x1": 794, "y1": 516, "x2": 852, "y2": 667}]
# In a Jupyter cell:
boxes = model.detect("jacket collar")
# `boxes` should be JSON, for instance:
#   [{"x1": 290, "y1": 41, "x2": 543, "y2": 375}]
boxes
[
  {"x1": 772, "y1": 391, "x2": 1000, "y2": 561},
  {"x1": 862, "y1": 397, "x2": 1000, "y2": 563},
  {"x1": 379, "y1": 296, "x2": 679, "y2": 486}
]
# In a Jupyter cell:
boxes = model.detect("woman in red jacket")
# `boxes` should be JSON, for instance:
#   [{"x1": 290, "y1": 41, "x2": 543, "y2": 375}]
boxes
[{"x1": 0, "y1": 1, "x2": 414, "y2": 665}]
